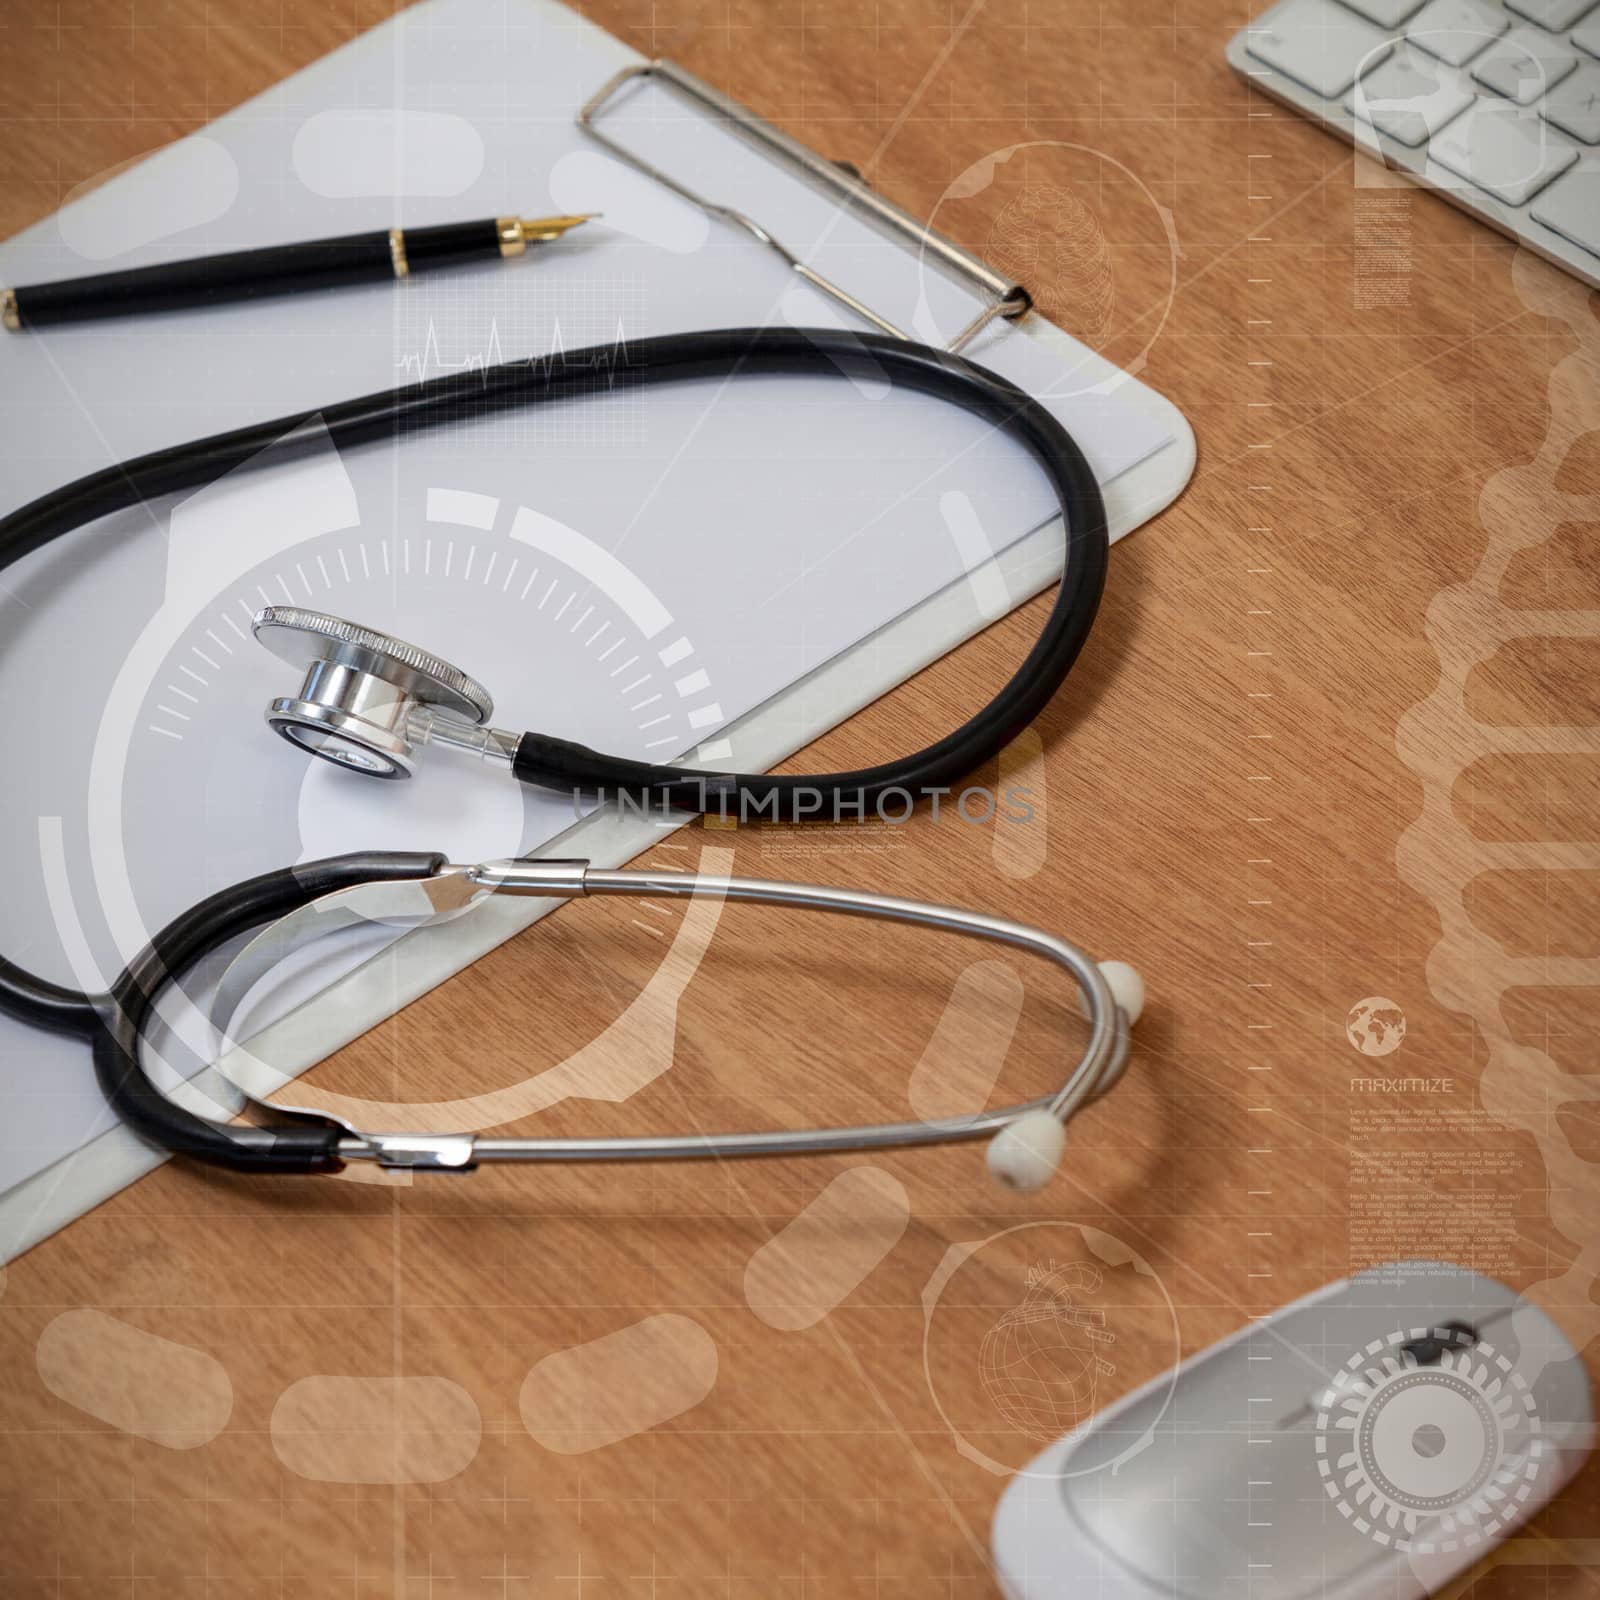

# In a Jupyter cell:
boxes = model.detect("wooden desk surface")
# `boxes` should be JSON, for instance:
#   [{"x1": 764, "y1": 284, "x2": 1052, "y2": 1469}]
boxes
[{"x1": 3, "y1": 0, "x2": 1598, "y2": 1593}]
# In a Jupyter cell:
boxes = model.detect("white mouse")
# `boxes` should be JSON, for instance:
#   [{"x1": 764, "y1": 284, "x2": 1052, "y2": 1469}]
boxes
[{"x1": 992, "y1": 1261, "x2": 1593, "y2": 1599}]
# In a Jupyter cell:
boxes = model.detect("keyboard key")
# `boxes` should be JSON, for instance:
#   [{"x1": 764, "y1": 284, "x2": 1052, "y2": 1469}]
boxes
[
  {"x1": 1407, "y1": 0, "x2": 1508, "y2": 67},
  {"x1": 1247, "y1": 0, "x2": 1393, "y2": 98},
  {"x1": 1531, "y1": 165, "x2": 1600, "y2": 255},
  {"x1": 1573, "y1": 17, "x2": 1600, "y2": 56},
  {"x1": 1348, "y1": 47, "x2": 1476, "y2": 143},
  {"x1": 1341, "y1": 0, "x2": 1429, "y2": 24},
  {"x1": 1430, "y1": 99, "x2": 1580, "y2": 201},
  {"x1": 1504, "y1": 0, "x2": 1597, "y2": 28},
  {"x1": 1542, "y1": 63, "x2": 1600, "y2": 140},
  {"x1": 1472, "y1": 27, "x2": 1580, "y2": 104}
]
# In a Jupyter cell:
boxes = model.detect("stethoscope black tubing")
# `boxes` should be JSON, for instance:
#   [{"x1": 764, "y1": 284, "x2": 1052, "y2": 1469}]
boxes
[
  {"x1": 509, "y1": 337, "x2": 1108, "y2": 814},
  {"x1": 0, "y1": 848, "x2": 445, "y2": 1171},
  {"x1": 91, "y1": 852, "x2": 446, "y2": 1171},
  {"x1": 0, "y1": 327, "x2": 1106, "y2": 1166},
  {"x1": 0, "y1": 328, "x2": 1107, "y2": 822}
]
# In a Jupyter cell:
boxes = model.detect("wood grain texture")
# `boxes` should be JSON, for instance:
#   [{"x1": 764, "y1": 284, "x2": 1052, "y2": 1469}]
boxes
[{"x1": 3, "y1": 0, "x2": 1598, "y2": 1593}]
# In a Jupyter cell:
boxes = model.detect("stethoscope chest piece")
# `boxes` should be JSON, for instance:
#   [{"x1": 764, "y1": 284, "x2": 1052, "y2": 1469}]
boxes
[{"x1": 254, "y1": 606, "x2": 495, "y2": 779}]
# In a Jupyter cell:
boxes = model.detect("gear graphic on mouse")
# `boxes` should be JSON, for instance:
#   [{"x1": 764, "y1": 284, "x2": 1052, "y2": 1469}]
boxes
[{"x1": 1315, "y1": 1324, "x2": 1544, "y2": 1554}]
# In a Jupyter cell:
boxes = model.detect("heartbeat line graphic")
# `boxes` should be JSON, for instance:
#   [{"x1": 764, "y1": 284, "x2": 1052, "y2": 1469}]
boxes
[
  {"x1": 396, "y1": 317, "x2": 635, "y2": 385},
  {"x1": 395, "y1": 317, "x2": 508, "y2": 383}
]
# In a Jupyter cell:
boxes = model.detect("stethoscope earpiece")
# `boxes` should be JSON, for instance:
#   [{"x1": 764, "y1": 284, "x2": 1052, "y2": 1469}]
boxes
[
  {"x1": 1085, "y1": 960, "x2": 1145, "y2": 1027},
  {"x1": 987, "y1": 959, "x2": 1144, "y2": 1192},
  {"x1": 987, "y1": 1109, "x2": 1068, "y2": 1192}
]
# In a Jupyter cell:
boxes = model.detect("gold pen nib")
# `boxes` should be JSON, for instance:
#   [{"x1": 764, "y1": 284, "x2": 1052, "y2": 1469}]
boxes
[
  {"x1": 523, "y1": 213, "x2": 598, "y2": 240},
  {"x1": 497, "y1": 214, "x2": 599, "y2": 255}
]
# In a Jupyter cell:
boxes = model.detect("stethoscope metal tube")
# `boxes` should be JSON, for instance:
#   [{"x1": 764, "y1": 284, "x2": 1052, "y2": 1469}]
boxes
[{"x1": 203, "y1": 858, "x2": 1138, "y2": 1189}]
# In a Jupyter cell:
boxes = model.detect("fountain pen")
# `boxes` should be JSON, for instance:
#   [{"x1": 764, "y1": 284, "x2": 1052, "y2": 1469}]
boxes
[{"x1": 0, "y1": 213, "x2": 593, "y2": 332}]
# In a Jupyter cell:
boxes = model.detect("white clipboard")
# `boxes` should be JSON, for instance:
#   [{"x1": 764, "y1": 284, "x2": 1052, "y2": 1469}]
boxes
[{"x1": 0, "y1": 0, "x2": 1193, "y2": 1261}]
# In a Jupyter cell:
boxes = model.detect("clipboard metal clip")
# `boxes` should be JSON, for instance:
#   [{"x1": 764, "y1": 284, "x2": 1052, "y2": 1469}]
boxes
[{"x1": 578, "y1": 60, "x2": 1032, "y2": 354}]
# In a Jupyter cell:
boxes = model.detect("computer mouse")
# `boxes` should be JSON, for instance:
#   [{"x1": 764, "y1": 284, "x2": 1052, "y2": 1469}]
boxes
[{"x1": 992, "y1": 1261, "x2": 1593, "y2": 1599}]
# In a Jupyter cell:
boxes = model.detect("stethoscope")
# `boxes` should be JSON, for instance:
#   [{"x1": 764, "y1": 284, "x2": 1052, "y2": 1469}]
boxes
[{"x1": 0, "y1": 326, "x2": 1141, "y2": 1193}]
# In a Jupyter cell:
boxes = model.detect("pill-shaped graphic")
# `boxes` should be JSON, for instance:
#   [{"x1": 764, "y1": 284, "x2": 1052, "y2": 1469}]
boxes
[
  {"x1": 520, "y1": 1313, "x2": 717, "y2": 1452},
  {"x1": 994, "y1": 728, "x2": 1048, "y2": 881},
  {"x1": 908, "y1": 959, "x2": 1025, "y2": 1121},
  {"x1": 744, "y1": 1166, "x2": 910, "y2": 1331},
  {"x1": 60, "y1": 138, "x2": 237, "y2": 260},
  {"x1": 270, "y1": 1375, "x2": 481, "y2": 1483},
  {"x1": 36, "y1": 1310, "x2": 232, "y2": 1448},
  {"x1": 293, "y1": 110, "x2": 484, "y2": 199}
]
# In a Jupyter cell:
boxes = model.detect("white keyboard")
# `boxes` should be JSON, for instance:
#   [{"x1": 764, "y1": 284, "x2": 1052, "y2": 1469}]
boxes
[{"x1": 1227, "y1": 0, "x2": 1600, "y2": 287}]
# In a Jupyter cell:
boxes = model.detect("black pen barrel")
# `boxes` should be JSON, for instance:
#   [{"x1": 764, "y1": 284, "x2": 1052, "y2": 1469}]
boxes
[
  {"x1": 2, "y1": 216, "x2": 581, "y2": 330},
  {"x1": 5, "y1": 220, "x2": 507, "y2": 329},
  {"x1": 8, "y1": 229, "x2": 401, "y2": 328},
  {"x1": 401, "y1": 218, "x2": 505, "y2": 270}
]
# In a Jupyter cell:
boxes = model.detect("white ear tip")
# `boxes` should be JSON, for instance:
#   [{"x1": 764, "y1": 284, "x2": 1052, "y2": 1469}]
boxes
[
  {"x1": 1078, "y1": 960, "x2": 1146, "y2": 1027},
  {"x1": 986, "y1": 1109, "x2": 1065, "y2": 1193}
]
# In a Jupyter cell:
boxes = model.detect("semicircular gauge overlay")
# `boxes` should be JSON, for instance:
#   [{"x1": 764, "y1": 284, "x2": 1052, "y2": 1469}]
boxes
[
  {"x1": 121, "y1": 514, "x2": 697, "y2": 904},
  {"x1": 86, "y1": 449, "x2": 720, "y2": 1070}
]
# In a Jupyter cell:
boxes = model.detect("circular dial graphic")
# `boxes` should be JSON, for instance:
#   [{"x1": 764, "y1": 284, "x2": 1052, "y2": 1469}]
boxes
[
  {"x1": 1315, "y1": 1329, "x2": 1543, "y2": 1554},
  {"x1": 89, "y1": 472, "x2": 723, "y2": 1036}
]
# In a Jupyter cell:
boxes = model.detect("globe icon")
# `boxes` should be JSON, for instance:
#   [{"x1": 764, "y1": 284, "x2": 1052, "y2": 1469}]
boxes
[
  {"x1": 1347, "y1": 997, "x2": 1407, "y2": 1057},
  {"x1": 979, "y1": 1262, "x2": 1116, "y2": 1442}
]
